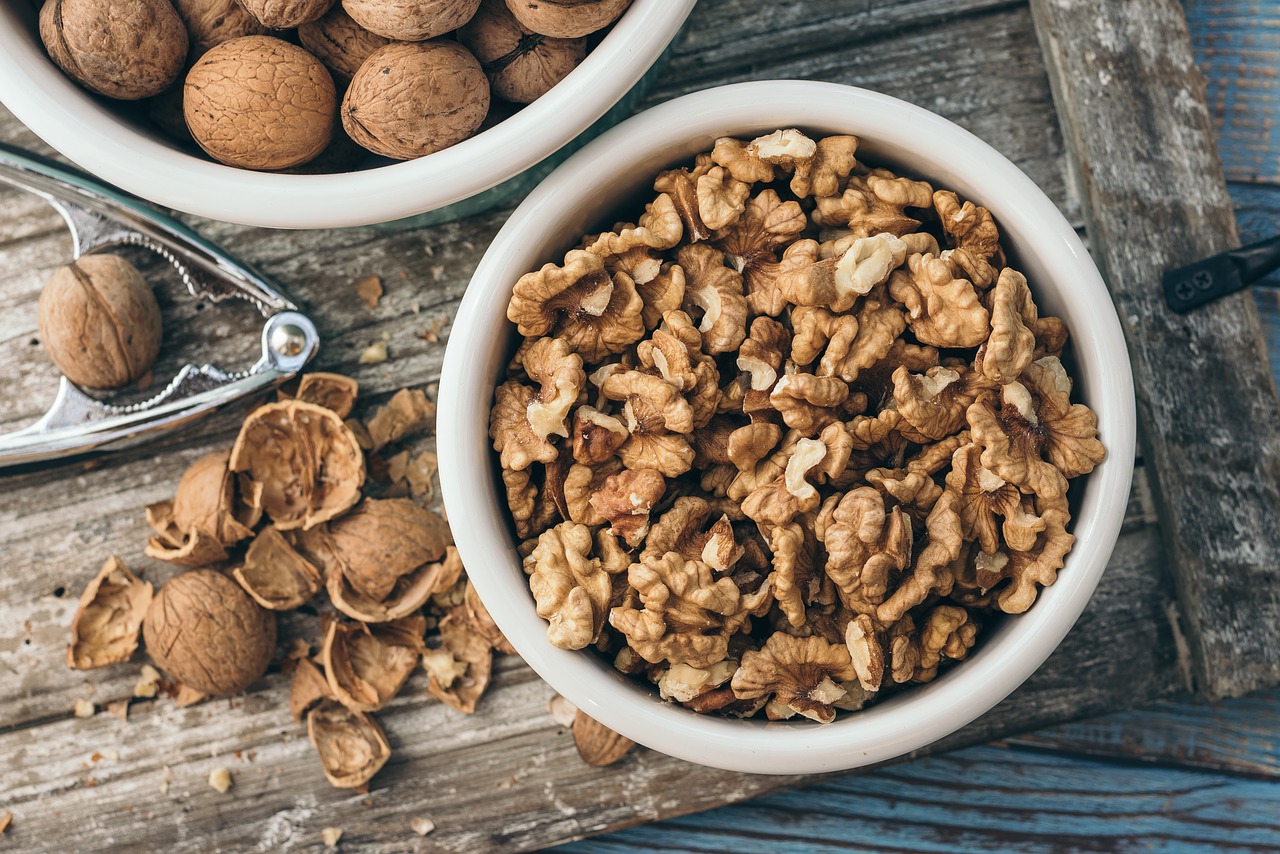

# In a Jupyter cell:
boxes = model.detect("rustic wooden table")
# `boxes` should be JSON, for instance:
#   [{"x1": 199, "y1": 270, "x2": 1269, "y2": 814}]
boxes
[{"x1": 2, "y1": 1, "x2": 1278, "y2": 852}]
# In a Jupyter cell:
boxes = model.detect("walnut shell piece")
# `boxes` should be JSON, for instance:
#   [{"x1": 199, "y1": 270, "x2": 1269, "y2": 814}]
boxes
[
  {"x1": 229, "y1": 399, "x2": 365, "y2": 531},
  {"x1": 143, "y1": 569, "x2": 277, "y2": 696},
  {"x1": 298, "y1": 7, "x2": 392, "y2": 82},
  {"x1": 572, "y1": 710, "x2": 635, "y2": 766},
  {"x1": 342, "y1": 42, "x2": 489, "y2": 161},
  {"x1": 295, "y1": 372, "x2": 359, "y2": 419},
  {"x1": 173, "y1": 0, "x2": 266, "y2": 55},
  {"x1": 145, "y1": 448, "x2": 261, "y2": 565},
  {"x1": 322, "y1": 616, "x2": 426, "y2": 712},
  {"x1": 505, "y1": 0, "x2": 629, "y2": 38},
  {"x1": 460, "y1": 0, "x2": 586, "y2": 104},
  {"x1": 290, "y1": 656, "x2": 334, "y2": 722},
  {"x1": 184, "y1": 36, "x2": 336, "y2": 171},
  {"x1": 319, "y1": 532, "x2": 459, "y2": 623},
  {"x1": 231, "y1": 526, "x2": 323, "y2": 611},
  {"x1": 307, "y1": 698, "x2": 391, "y2": 788},
  {"x1": 67, "y1": 557, "x2": 154, "y2": 670},
  {"x1": 366, "y1": 388, "x2": 436, "y2": 452},
  {"x1": 37, "y1": 254, "x2": 162, "y2": 390},
  {"x1": 464, "y1": 580, "x2": 517, "y2": 655},
  {"x1": 344, "y1": 0, "x2": 481, "y2": 39},
  {"x1": 318, "y1": 498, "x2": 451, "y2": 603},
  {"x1": 426, "y1": 605, "x2": 494, "y2": 713},
  {"x1": 40, "y1": 0, "x2": 188, "y2": 100},
  {"x1": 239, "y1": 0, "x2": 334, "y2": 29}
]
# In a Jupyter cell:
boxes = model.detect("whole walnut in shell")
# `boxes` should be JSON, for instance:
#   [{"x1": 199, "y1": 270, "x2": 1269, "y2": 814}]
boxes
[
  {"x1": 184, "y1": 36, "x2": 336, "y2": 170},
  {"x1": 40, "y1": 0, "x2": 188, "y2": 100},
  {"x1": 143, "y1": 569, "x2": 277, "y2": 696},
  {"x1": 239, "y1": 0, "x2": 334, "y2": 28},
  {"x1": 459, "y1": 0, "x2": 586, "y2": 104},
  {"x1": 342, "y1": 41, "x2": 489, "y2": 160},
  {"x1": 342, "y1": 0, "x2": 481, "y2": 40},
  {"x1": 172, "y1": 0, "x2": 266, "y2": 55},
  {"x1": 38, "y1": 254, "x2": 162, "y2": 390},
  {"x1": 505, "y1": 0, "x2": 629, "y2": 37},
  {"x1": 298, "y1": 7, "x2": 392, "y2": 82}
]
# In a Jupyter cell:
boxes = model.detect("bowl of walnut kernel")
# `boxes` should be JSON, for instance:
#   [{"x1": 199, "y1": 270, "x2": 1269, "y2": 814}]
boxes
[{"x1": 438, "y1": 80, "x2": 1136, "y2": 774}]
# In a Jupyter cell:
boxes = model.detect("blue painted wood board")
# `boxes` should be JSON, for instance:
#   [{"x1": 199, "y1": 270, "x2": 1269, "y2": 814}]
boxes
[
  {"x1": 562, "y1": 740, "x2": 1280, "y2": 853},
  {"x1": 1186, "y1": 0, "x2": 1280, "y2": 185}
]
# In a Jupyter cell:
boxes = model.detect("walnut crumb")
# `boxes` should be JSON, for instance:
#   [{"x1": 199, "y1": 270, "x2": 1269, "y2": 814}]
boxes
[
  {"x1": 208, "y1": 767, "x2": 233, "y2": 793},
  {"x1": 0, "y1": 810, "x2": 10, "y2": 834},
  {"x1": 73, "y1": 698, "x2": 95, "y2": 718},
  {"x1": 322, "y1": 827, "x2": 343, "y2": 847},
  {"x1": 355, "y1": 275, "x2": 383, "y2": 309},
  {"x1": 134, "y1": 664, "x2": 161, "y2": 699},
  {"x1": 411, "y1": 817, "x2": 436, "y2": 837},
  {"x1": 359, "y1": 341, "x2": 389, "y2": 365}
]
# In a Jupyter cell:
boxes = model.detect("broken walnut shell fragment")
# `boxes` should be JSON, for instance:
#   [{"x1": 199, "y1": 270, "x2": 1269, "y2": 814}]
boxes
[
  {"x1": 322, "y1": 616, "x2": 426, "y2": 712},
  {"x1": 366, "y1": 388, "x2": 436, "y2": 451},
  {"x1": 572, "y1": 710, "x2": 635, "y2": 767},
  {"x1": 465, "y1": 580, "x2": 517, "y2": 655},
  {"x1": 232, "y1": 526, "x2": 323, "y2": 611},
  {"x1": 307, "y1": 698, "x2": 391, "y2": 789},
  {"x1": 426, "y1": 606, "x2": 494, "y2": 713},
  {"x1": 230, "y1": 400, "x2": 365, "y2": 531},
  {"x1": 144, "y1": 569, "x2": 277, "y2": 696},
  {"x1": 290, "y1": 657, "x2": 334, "y2": 722},
  {"x1": 321, "y1": 498, "x2": 451, "y2": 603},
  {"x1": 67, "y1": 557, "x2": 154, "y2": 670},
  {"x1": 295, "y1": 372, "x2": 359, "y2": 419},
  {"x1": 145, "y1": 448, "x2": 261, "y2": 565}
]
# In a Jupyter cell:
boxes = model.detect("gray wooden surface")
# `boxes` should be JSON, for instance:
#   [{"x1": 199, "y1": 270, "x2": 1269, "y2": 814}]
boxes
[
  {"x1": 1031, "y1": 0, "x2": 1280, "y2": 701},
  {"x1": 0, "y1": 0, "x2": 1270, "y2": 851}
]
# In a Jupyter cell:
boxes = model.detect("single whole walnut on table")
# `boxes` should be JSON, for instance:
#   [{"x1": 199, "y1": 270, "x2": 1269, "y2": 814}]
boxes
[{"x1": 491, "y1": 129, "x2": 1106, "y2": 723}]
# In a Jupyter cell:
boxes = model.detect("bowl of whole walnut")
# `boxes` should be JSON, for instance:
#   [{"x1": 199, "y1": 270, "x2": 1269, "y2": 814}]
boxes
[
  {"x1": 437, "y1": 80, "x2": 1137, "y2": 775},
  {"x1": 0, "y1": 0, "x2": 694, "y2": 228}
]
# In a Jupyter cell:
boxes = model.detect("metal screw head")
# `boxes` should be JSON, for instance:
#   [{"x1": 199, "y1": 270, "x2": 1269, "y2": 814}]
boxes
[{"x1": 269, "y1": 323, "x2": 307, "y2": 358}]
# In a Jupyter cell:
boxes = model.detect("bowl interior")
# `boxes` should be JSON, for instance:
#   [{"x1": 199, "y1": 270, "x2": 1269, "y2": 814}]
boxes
[{"x1": 441, "y1": 81, "x2": 1135, "y2": 774}]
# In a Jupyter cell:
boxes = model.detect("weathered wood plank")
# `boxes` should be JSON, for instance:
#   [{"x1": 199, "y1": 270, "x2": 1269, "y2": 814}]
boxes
[
  {"x1": 558, "y1": 743, "x2": 1280, "y2": 853},
  {"x1": 1030, "y1": 0, "x2": 1280, "y2": 698},
  {"x1": 0, "y1": 0, "x2": 1248, "y2": 850},
  {"x1": 0, "y1": 523, "x2": 1188, "y2": 853}
]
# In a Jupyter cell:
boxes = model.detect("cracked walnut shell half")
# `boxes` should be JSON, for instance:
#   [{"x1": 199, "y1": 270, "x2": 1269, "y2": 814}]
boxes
[
  {"x1": 67, "y1": 557, "x2": 153, "y2": 671},
  {"x1": 230, "y1": 400, "x2": 365, "y2": 531}
]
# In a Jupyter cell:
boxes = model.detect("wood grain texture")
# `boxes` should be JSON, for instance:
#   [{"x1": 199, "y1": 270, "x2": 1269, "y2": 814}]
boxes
[
  {"x1": 1008, "y1": 688, "x2": 1280, "y2": 777},
  {"x1": 1030, "y1": 0, "x2": 1280, "y2": 699},
  {"x1": 0, "y1": 0, "x2": 1267, "y2": 850},
  {"x1": 1186, "y1": 0, "x2": 1280, "y2": 185},
  {"x1": 558, "y1": 740, "x2": 1280, "y2": 853}
]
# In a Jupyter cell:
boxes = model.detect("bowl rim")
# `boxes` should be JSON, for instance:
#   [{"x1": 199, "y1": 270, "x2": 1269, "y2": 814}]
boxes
[
  {"x1": 438, "y1": 79, "x2": 1137, "y2": 775},
  {"x1": 0, "y1": 0, "x2": 696, "y2": 229}
]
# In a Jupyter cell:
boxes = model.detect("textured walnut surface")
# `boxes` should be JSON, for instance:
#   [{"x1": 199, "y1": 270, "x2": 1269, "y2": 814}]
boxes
[
  {"x1": 36, "y1": 253, "x2": 162, "y2": 390},
  {"x1": 143, "y1": 569, "x2": 277, "y2": 696},
  {"x1": 184, "y1": 35, "x2": 336, "y2": 170},
  {"x1": 39, "y1": 0, "x2": 188, "y2": 100},
  {"x1": 341, "y1": 41, "x2": 489, "y2": 161}
]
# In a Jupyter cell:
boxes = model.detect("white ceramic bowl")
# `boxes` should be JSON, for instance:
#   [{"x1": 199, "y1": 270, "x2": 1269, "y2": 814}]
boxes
[
  {"x1": 0, "y1": 0, "x2": 695, "y2": 229},
  {"x1": 438, "y1": 80, "x2": 1136, "y2": 775}
]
